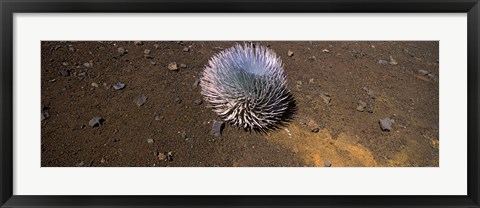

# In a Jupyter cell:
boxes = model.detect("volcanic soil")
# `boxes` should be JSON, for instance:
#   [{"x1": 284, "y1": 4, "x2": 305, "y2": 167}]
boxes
[{"x1": 41, "y1": 41, "x2": 439, "y2": 167}]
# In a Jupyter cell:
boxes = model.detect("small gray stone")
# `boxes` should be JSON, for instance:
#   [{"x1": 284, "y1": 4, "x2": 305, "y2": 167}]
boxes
[
  {"x1": 211, "y1": 120, "x2": 225, "y2": 137},
  {"x1": 89, "y1": 116, "x2": 104, "y2": 127},
  {"x1": 194, "y1": 99, "x2": 203, "y2": 105},
  {"x1": 134, "y1": 94, "x2": 148, "y2": 106},
  {"x1": 366, "y1": 105, "x2": 374, "y2": 113},
  {"x1": 166, "y1": 151, "x2": 173, "y2": 161},
  {"x1": 183, "y1": 47, "x2": 190, "y2": 52},
  {"x1": 134, "y1": 41, "x2": 143, "y2": 45},
  {"x1": 168, "y1": 62, "x2": 178, "y2": 71},
  {"x1": 324, "y1": 161, "x2": 332, "y2": 167},
  {"x1": 117, "y1": 47, "x2": 126, "y2": 55},
  {"x1": 179, "y1": 63, "x2": 187, "y2": 69},
  {"x1": 144, "y1": 49, "x2": 151, "y2": 55},
  {"x1": 41, "y1": 111, "x2": 50, "y2": 121},
  {"x1": 76, "y1": 161, "x2": 85, "y2": 167},
  {"x1": 378, "y1": 60, "x2": 389, "y2": 65},
  {"x1": 288, "y1": 50, "x2": 294, "y2": 57},
  {"x1": 83, "y1": 62, "x2": 93, "y2": 68},
  {"x1": 357, "y1": 100, "x2": 367, "y2": 112},
  {"x1": 154, "y1": 112, "x2": 163, "y2": 121},
  {"x1": 58, "y1": 69, "x2": 70, "y2": 77},
  {"x1": 418, "y1": 70, "x2": 429, "y2": 75},
  {"x1": 180, "y1": 131, "x2": 187, "y2": 139},
  {"x1": 192, "y1": 79, "x2": 200, "y2": 88},
  {"x1": 320, "y1": 93, "x2": 331, "y2": 105},
  {"x1": 428, "y1": 73, "x2": 438, "y2": 81},
  {"x1": 175, "y1": 97, "x2": 181, "y2": 104},
  {"x1": 113, "y1": 82, "x2": 126, "y2": 90},
  {"x1": 157, "y1": 152, "x2": 167, "y2": 161},
  {"x1": 147, "y1": 138, "x2": 154, "y2": 144},
  {"x1": 357, "y1": 105, "x2": 365, "y2": 112},
  {"x1": 311, "y1": 128, "x2": 319, "y2": 133},
  {"x1": 153, "y1": 44, "x2": 160, "y2": 49},
  {"x1": 389, "y1": 56, "x2": 398, "y2": 65},
  {"x1": 308, "y1": 56, "x2": 316, "y2": 61},
  {"x1": 379, "y1": 117, "x2": 395, "y2": 131}
]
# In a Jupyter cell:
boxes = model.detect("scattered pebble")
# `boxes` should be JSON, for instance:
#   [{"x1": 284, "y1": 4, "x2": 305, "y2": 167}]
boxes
[
  {"x1": 154, "y1": 112, "x2": 164, "y2": 121},
  {"x1": 287, "y1": 50, "x2": 294, "y2": 57},
  {"x1": 311, "y1": 128, "x2": 319, "y2": 133},
  {"x1": 308, "y1": 78, "x2": 315, "y2": 84},
  {"x1": 91, "y1": 82, "x2": 99, "y2": 88},
  {"x1": 418, "y1": 70, "x2": 429, "y2": 75},
  {"x1": 320, "y1": 93, "x2": 331, "y2": 105},
  {"x1": 378, "y1": 60, "x2": 389, "y2": 65},
  {"x1": 134, "y1": 41, "x2": 143, "y2": 45},
  {"x1": 389, "y1": 56, "x2": 398, "y2": 65},
  {"x1": 366, "y1": 105, "x2": 374, "y2": 113},
  {"x1": 428, "y1": 73, "x2": 438, "y2": 81},
  {"x1": 41, "y1": 111, "x2": 50, "y2": 121},
  {"x1": 58, "y1": 69, "x2": 70, "y2": 77},
  {"x1": 379, "y1": 117, "x2": 395, "y2": 131},
  {"x1": 322, "y1": 49, "x2": 330, "y2": 53},
  {"x1": 113, "y1": 82, "x2": 126, "y2": 90},
  {"x1": 134, "y1": 94, "x2": 148, "y2": 106},
  {"x1": 194, "y1": 99, "x2": 203, "y2": 105},
  {"x1": 144, "y1": 49, "x2": 151, "y2": 55},
  {"x1": 308, "y1": 56, "x2": 316, "y2": 61},
  {"x1": 351, "y1": 49, "x2": 366, "y2": 58},
  {"x1": 153, "y1": 44, "x2": 160, "y2": 49},
  {"x1": 180, "y1": 131, "x2": 187, "y2": 139},
  {"x1": 362, "y1": 87, "x2": 375, "y2": 99},
  {"x1": 62, "y1": 62, "x2": 69, "y2": 66},
  {"x1": 147, "y1": 138, "x2": 154, "y2": 144},
  {"x1": 76, "y1": 161, "x2": 85, "y2": 167},
  {"x1": 117, "y1": 47, "x2": 126, "y2": 56},
  {"x1": 157, "y1": 152, "x2": 167, "y2": 161},
  {"x1": 83, "y1": 62, "x2": 93, "y2": 68},
  {"x1": 150, "y1": 61, "x2": 156, "y2": 65},
  {"x1": 89, "y1": 116, "x2": 104, "y2": 128},
  {"x1": 168, "y1": 62, "x2": 178, "y2": 71},
  {"x1": 179, "y1": 63, "x2": 187, "y2": 69},
  {"x1": 192, "y1": 79, "x2": 200, "y2": 88},
  {"x1": 175, "y1": 97, "x2": 182, "y2": 104},
  {"x1": 183, "y1": 47, "x2": 190, "y2": 52},
  {"x1": 167, "y1": 151, "x2": 173, "y2": 161},
  {"x1": 296, "y1": 80, "x2": 302, "y2": 91},
  {"x1": 78, "y1": 72, "x2": 88, "y2": 79},
  {"x1": 100, "y1": 158, "x2": 106, "y2": 163},
  {"x1": 357, "y1": 100, "x2": 367, "y2": 112},
  {"x1": 211, "y1": 120, "x2": 225, "y2": 137},
  {"x1": 403, "y1": 49, "x2": 415, "y2": 57},
  {"x1": 324, "y1": 161, "x2": 332, "y2": 167}
]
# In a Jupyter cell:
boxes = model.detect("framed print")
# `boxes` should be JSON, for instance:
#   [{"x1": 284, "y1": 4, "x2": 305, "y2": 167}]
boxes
[{"x1": 1, "y1": 0, "x2": 479, "y2": 207}]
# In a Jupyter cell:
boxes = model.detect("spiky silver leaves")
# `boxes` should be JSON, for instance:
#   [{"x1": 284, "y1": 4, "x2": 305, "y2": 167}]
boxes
[{"x1": 200, "y1": 44, "x2": 292, "y2": 131}]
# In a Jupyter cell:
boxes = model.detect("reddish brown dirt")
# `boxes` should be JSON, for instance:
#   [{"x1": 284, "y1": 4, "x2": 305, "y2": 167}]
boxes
[{"x1": 41, "y1": 41, "x2": 439, "y2": 167}]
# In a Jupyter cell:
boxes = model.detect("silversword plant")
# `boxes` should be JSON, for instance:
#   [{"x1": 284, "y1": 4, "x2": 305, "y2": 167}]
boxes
[{"x1": 200, "y1": 43, "x2": 293, "y2": 132}]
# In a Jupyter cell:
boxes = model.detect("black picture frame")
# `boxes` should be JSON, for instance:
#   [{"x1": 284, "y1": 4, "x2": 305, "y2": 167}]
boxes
[{"x1": 1, "y1": 0, "x2": 479, "y2": 207}]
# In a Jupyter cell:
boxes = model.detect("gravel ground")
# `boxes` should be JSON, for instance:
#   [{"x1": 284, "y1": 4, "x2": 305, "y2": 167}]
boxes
[{"x1": 41, "y1": 41, "x2": 439, "y2": 167}]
